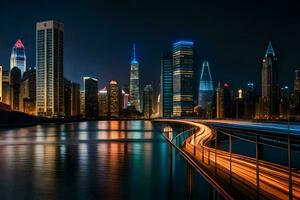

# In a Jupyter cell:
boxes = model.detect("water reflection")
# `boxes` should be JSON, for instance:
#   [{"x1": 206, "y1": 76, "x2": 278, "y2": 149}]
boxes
[{"x1": 0, "y1": 121, "x2": 220, "y2": 200}]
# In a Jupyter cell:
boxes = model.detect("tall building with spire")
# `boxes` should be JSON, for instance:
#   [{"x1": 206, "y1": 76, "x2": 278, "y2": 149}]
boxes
[
  {"x1": 198, "y1": 61, "x2": 213, "y2": 111},
  {"x1": 36, "y1": 20, "x2": 64, "y2": 116},
  {"x1": 10, "y1": 39, "x2": 26, "y2": 76},
  {"x1": 261, "y1": 41, "x2": 279, "y2": 118},
  {"x1": 129, "y1": 44, "x2": 141, "y2": 112}
]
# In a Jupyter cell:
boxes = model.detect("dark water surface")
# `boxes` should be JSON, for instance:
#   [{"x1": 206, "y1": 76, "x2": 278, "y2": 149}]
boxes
[{"x1": 0, "y1": 121, "x2": 216, "y2": 200}]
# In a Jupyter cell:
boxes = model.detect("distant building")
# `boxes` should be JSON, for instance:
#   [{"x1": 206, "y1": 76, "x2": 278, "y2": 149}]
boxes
[
  {"x1": 143, "y1": 84, "x2": 153, "y2": 118},
  {"x1": 216, "y1": 82, "x2": 224, "y2": 119},
  {"x1": 294, "y1": 69, "x2": 300, "y2": 108},
  {"x1": 36, "y1": 20, "x2": 64, "y2": 117},
  {"x1": 198, "y1": 61, "x2": 214, "y2": 116},
  {"x1": 161, "y1": 52, "x2": 173, "y2": 117},
  {"x1": 261, "y1": 41, "x2": 279, "y2": 118},
  {"x1": 172, "y1": 41, "x2": 194, "y2": 116},
  {"x1": 233, "y1": 89, "x2": 245, "y2": 119},
  {"x1": 120, "y1": 89, "x2": 129, "y2": 109},
  {"x1": 98, "y1": 87, "x2": 108, "y2": 117},
  {"x1": 71, "y1": 82, "x2": 80, "y2": 116},
  {"x1": 84, "y1": 77, "x2": 98, "y2": 119},
  {"x1": 20, "y1": 67, "x2": 36, "y2": 115},
  {"x1": 279, "y1": 86, "x2": 290, "y2": 119},
  {"x1": 129, "y1": 44, "x2": 141, "y2": 112},
  {"x1": 10, "y1": 67, "x2": 21, "y2": 111},
  {"x1": 2, "y1": 70, "x2": 10, "y2": 105},
  {"x1": 64, "y1": 78, "x2": 72, "y2": 116},
  {"x1": 80, "y1": 90, "x2": 85, "y2": 117},
  {"x1": 244, "y1": 82, "x2": 255, "y2": 119},
  {"x1": 109, "y1": 80, "x2": 119, "y2": 118},
  {"x1": 0, "y1": 65, "x2": 2, "y2": 102},
  {"x1": 223, "y1": 82, "x2": 233, "y2": 118},
  {"x1": 10, "y1": 39, "x2": 26, "y2": 76}
]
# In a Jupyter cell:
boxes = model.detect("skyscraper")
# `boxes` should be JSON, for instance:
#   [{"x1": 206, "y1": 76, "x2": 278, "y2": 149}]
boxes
[
  {"x1": 109, "y1": 80, "x2": 119, "y2": 118},
  {"x1": 80, "y1": 90, "x2": 85, "y2": 117},
  {"x1": 223, "y1": 82, "x2": 233, "y2": 118},
  {"x1": 279, "y1": 86, "x2": 290, "y2": 119},
  {"x1": 20, "y1": 67, "x2": 36, "y2": 114},
  {"x1": 143, "y1": 84, "x2": 153, "y2": 118},
  {"x1": 121, "y1": 89, "x2": 129, "y2": 109},
  {"x1": 244, "y1": 82, "x2": 255, "y2": 119},
  {"x1": 10, "y1": 39, "x2": 26, "y2": 76},
  {"x1": 64, "y1": 78, "x2": 72, "y2": 116},
  {"x1": 294, "y1": 69, "x2": 300, "y2": 108},
  {"x1": 98, "y1": 87, "x2": 108, "y2": 117},
  {"x1": 2, "y1": 70, "x2": 10, "y2": 105},
  {"x1": 198, "y1": 61, "x2": 213, "y2": 111},
  {"x1": 36, "y1": 20, "x2": 64, "y2": 116},
  {"x1": 10, "y1": 67, "x2": 21, "y2": 111},
  {"x1": 261, "y1": 41, "x2": 279, "y2": 118},
  {"x1": 129, "y1": 44, "x2": 141, "y2": 112},
  {"x1": 161, "y1": 52, "x2": 173, "y2": 117},
  {"x1": 172, "y1": 41, "x2": 194, "y2": 116},
  {"x1": 84, "y1": 77, "x2": 98, "y2": 119},
  {"x1": 71, "y1": 82, "x2": 80, "y2": 116}
]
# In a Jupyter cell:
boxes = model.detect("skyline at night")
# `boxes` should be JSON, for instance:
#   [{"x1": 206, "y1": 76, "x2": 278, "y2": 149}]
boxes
[{"x1": 1, "y1": 1, "x2": 300, "y2": 92}]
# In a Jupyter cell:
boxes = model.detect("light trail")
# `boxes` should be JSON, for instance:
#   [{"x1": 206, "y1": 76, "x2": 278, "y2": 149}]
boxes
[{"x1": 160, "y1": 119, "x2": 300, "y2": 199}]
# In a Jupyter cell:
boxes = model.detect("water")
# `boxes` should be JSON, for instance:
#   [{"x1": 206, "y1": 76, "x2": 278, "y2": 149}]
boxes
[{"x1": 0, "y1": 121, "x2": 216, "y2": 200}]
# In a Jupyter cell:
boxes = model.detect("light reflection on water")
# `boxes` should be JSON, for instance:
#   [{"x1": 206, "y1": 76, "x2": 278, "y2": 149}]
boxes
[{"x1": 0, "y1": 121, "x2": 215, "y2": 200}]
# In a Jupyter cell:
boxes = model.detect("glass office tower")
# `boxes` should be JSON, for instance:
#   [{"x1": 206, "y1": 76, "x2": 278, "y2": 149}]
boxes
[
  {"x1": 172, "y1": 41, "x2": 194, "y2": 116},
  {"x1": 198, "y1": 61, "x2": 213, "y2": 109},
  {"x1": 84, "y1": 77, "x2": 99, "y2": 119},
  {"x1": 36, "y1": 20, "x2": 64, "y2": 116},
  {"x1": 10, "y1": 39, "x2": 26, "y2": 77},
  {"x1": 161, "y1": 52, "x2": 173, "y2": 117}
]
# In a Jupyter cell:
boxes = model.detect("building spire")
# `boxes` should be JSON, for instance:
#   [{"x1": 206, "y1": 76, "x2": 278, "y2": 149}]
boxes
[
  {"x1": 133, "y1": 43, "x2": 136, "y2": 61},
  {"x1": 265, "y1": 40, "x2": 275, "y2": 57}
]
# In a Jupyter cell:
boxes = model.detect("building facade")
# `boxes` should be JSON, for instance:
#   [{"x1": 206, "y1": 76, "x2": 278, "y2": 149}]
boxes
[
  {"x1": 2, "y1": 70, "x2": 10, "y2": 105},
  {"x1": 36, "y1": 20, "x2": 64, "y2": 117},
  {"x1": 71, "y1": 82, "x2": 80, "y2": 116},
  {"x1": 161, "y1": 52, "x2": 173, "y2": 117},
  {"x1": 109, "y1": 80, "x2": 119, "y2": 118},
  {"x1": 80, "y1": 90, "x2": 85, "y2": 117},
  {"x1": 172, "y1": 41, "x2": 194, "y2": 116},
  {"x1": 10, "y1": 67, "x2": 21, "y2": 111},
  {"x1": 244, "y1": 82, "x2": 255, "y2": 119},
  {"x1": 129, "y1": 44, "x2": 141, "y2": 112},
  {"x1": 216, "y1": 82, "x2": 224, "y2": 119},
  {"x1": 261, "y1": 41, "x2": 279, "y2": 118},
  {"x1": 143, "y1": 84, "x2": 153, "y2": 118},
  {"x1": 84, "y1": 77, "x2": 98, "y2": 119},
  {"x1": 10, "y1": 39, "x2": 26, "y2": 76},
  {"x1": 64, "y1": 78, "x2": 72, "y2": 116},
  {"x1": 20, "y1": 67, "x2": 36, "y2": 114}
]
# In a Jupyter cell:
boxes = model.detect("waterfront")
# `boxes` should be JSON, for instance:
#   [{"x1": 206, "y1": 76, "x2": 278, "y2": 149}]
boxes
[{"x1": 0, "y1": 121, "x2": 217, "y2": 200}]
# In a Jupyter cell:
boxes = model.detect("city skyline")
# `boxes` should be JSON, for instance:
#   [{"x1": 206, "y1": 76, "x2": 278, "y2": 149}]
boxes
[{"x1": 1, "y1": 1, "x2": 300, "y2": 92}]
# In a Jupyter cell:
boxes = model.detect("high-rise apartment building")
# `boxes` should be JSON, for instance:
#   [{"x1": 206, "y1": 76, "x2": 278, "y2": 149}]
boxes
[
  {"x1": 129, "y1": 44, "x2": 141, "y2": 112},
  {"x1": 109, "y1": 80, "x2": 119, "y2": 117},
  {"x1": 261, "y1": 41, "x2": 279, "y2": 118},
  {"x1": 143, "y1": 84, "x2": 153, "y2": 118},
  {"x1": 172, "y1": 41, "x2": 194, "y2": 116},
  {"x1": 161, "y1": 52, "x2": 173, "y2": 117},
  {"x1": 84, "y1": 77, "x2": 98, "y2": 119},
  {"x1": 36, "y1": 20, "x2": 64, "y2": 117},
  {"x1": 10, "y1": 39, "x2": 26, "y2": 76}
]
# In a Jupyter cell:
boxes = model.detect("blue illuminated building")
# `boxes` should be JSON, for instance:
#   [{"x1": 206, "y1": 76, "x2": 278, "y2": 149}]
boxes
[
  {"x1": 10, "y1": 39, "x2": 26, "y2": 76},
  {"x1": 172, "y1": 41, "x2": 194, "y2": 116},
  {"x1": 129, "y1": 44, "x2": 141, "y2": 112},
  {"x1": 161, "y1": 52, "x2": 173, "y2": 117},
  {"x1": 198, "y1": 61, "x2": 213, "y2": 110}
]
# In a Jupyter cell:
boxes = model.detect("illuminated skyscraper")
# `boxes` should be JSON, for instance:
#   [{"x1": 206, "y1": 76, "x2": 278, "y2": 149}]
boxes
[
  {"x1": 161, "y1": 52, "x2": 173, "y2": 117},
  {"x1": 143, "y1": 84, "x2": 153, "y2": 118},
  {"x1": 198, "y1": 61, "x2": 213, "y2": 110},
  {"x1": 129, "y1": 44, "x2": 141, "y2": 112},
  {"x1": 172, "y1": 41, "x2": 194, "y2": 116},
  {"x1": 84, "y1": 77, "x2": 98, "y2": 119},
  {"x1": 10, "y1": 39, "x2": 26, "y2": 76},
  {"x1": 99, "y1": 87, "x2": 108, "y2": 117},
  {"x1": 109, "y1": 80, "x2": 119, "y2": 117},
  {"x1": 36, "y1": 20, "x2": 64, "y2": 116},
  {"x1": 261, "y1": 41, "x2": 279, "y2": 118}
]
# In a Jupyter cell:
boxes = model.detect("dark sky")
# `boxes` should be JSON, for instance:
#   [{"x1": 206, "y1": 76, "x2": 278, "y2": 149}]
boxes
[{"x1": 1, "y1": 0, "x2": 300, "y2": 93}]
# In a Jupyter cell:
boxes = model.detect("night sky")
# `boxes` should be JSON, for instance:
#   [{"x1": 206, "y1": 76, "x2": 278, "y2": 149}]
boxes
[{"x1": 1, "y1": 0, "x2": 300, "y2": 93}]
